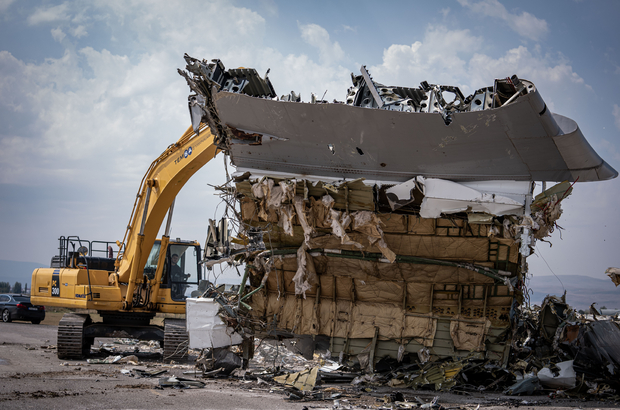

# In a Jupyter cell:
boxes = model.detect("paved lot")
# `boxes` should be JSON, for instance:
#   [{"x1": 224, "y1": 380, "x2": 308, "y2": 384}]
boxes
[
  {"x1": 0, "y1": 320, "x2": 310, "y2": 409},
  {"x1": 1, "y1": 320, "x2": 618, "y2": 409}
]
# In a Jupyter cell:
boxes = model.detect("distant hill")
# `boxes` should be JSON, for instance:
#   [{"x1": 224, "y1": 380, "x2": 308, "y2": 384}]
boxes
[
  {"x1": 528, "y1": 274, "x2": 619, "y2": 310},
  {"x1": 0, "y1": 259, "x2": 47, "y2": 290}
]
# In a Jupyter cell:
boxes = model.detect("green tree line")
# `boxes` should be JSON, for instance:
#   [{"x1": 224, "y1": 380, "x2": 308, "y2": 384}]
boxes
[{"x1": 0, "y1": 281, "x2": 25, "y2": 293}]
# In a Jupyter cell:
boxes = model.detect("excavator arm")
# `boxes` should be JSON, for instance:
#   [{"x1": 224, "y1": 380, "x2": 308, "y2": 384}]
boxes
[{"x1": 114, "y1": 123, "x2": 219, "y2": 309}]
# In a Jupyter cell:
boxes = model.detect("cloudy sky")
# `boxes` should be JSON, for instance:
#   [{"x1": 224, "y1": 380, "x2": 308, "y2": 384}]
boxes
[{"x1": 0, "y1": 0, "x2": 619, "y2": 286}]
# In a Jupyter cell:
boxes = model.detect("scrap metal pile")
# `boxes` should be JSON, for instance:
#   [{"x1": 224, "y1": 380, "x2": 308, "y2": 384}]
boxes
[
  {"x1": 188, "y1": 284, "x2": 620, "y2": 402},
  {"x1": 174, "y1": 54, "x2": 619, "y2": 401},
  {"x1": 506, "y1": 295, "x2": 620, "y2": 397}
]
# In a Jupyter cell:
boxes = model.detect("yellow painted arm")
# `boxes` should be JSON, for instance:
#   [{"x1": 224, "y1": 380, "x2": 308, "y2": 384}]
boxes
[{"x1": 115, "y1": 124, "x2": 218, "y2": 299}]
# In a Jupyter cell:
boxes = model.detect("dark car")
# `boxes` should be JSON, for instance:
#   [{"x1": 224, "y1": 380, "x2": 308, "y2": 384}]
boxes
[{"x1": 0, "y1": 294, "x2": 45, "y2": 324}]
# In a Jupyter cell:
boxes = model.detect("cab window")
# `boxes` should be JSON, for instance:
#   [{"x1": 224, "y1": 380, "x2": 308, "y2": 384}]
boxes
[
  {"x1": 168, "y1": 244, "x2": 199, "y2": 300},
  {"x1": 143, "y1": 241, "x2": 161, "y2": 279}
]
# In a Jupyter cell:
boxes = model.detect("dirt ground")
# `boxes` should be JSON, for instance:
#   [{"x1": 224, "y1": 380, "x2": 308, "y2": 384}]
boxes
[{"x1": 1, "y1": 319, "x2": 618, "y2": 410}]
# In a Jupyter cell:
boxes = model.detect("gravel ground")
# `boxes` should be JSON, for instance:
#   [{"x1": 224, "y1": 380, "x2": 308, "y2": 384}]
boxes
[{"x1": 1, "y1": 319, "x2": 618, "y2": 409}]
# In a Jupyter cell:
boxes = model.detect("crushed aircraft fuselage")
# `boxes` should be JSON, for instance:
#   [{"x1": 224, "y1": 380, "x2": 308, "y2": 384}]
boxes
[{"x1": 179, "y1": 55, "x2": 617, "y2": 368}]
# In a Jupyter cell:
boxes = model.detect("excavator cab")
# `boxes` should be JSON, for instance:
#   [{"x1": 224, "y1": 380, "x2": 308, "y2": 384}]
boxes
[{"x1": 162, "y1": 240, "x2": 201, "y2": 301}]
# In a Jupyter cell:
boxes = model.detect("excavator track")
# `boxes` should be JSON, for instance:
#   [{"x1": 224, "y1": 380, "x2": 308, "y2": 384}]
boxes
[
  {"x1": 57, "y1": 313, "x2": 92, "y2": 360},
  {"x1": 163, "y1": 318, "x2": 189, "y2": 363}
]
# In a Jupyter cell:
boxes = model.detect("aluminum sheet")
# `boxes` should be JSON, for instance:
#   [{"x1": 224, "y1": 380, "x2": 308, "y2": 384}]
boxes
[{"x1": 213, "y1": 90, "x2": 617, "y2": 182}]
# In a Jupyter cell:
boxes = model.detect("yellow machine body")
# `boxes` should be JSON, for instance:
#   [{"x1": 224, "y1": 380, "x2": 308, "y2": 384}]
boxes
[{"x1": 30, "y1": 124, "x2": 218, "y2": 361}]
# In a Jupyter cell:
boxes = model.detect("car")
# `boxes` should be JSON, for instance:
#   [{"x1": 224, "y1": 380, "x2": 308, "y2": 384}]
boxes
[{"x1": 0, "y1": 294, "x2": 45, "y2": 324}]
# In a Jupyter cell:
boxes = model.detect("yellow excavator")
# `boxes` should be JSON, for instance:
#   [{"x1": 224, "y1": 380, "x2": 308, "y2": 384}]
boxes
[{"x1": 31, "y1": 123, "x2": 219, "y2": 360}]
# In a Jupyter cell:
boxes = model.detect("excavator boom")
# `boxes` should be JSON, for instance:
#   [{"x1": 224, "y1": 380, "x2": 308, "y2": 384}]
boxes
[
  {"x1": 31, "y1": 124, "x2": 218, "y2": 311},
  {"x1": 30, "y1": 123, "x2": 219, "y2": 361},
  {"x1": 115, "y1": 124, "x2": 218, "y2": 306}
]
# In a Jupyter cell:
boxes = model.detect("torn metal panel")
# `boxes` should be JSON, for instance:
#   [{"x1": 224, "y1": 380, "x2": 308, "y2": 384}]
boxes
[
  {"x1": 528, "y1": 180, "x2": 573, "y2": 240},
  {"x1": 573, "y1": 320, "x2": 620, "y2": 378},
  {"x1": 539, "y1": 294, "x2": 574, "y2": 341},
  {"x1": 179, "y1": 56, "x2": 617, "y2": 182},
  {"x1": 387, "y1": 177, "x2": 533, "y2": 218},
  {"x1": 202, "y1": 217, "x2": 265, "y2": 268},
  {"x1": 213, "y1": 91, "x2": 616, "y2": 182},
  {"x1": 385, "y1": 177, "x2": 420, "y2": 211},
  {"x1": 158, "y1": 376, "x2": 206, "y2": 389},
  {"x1": 531, "y1": 180, "x2": 573, "y2": 210}
]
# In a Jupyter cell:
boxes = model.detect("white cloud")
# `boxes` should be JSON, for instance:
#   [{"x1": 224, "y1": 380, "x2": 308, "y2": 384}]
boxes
[
  {"x1": 0, "y1": 1, "x2": 354, "y2": 194},
  {"x1": 457, "y1": 0, "x2": 548, "y2": 41},
  {"x1": 27, "y1": 3, "x2": 71, "y2": 25},
  {"x1": 367, "y1": 25, "x2": 585, "y2": 101},
  {"x1": 298, "y1": 23, "x2": 344, "y2": 65},
  {"x1": 256, "y1": 0, "x2": 278, "y2": 17},
  {"x1": 468, "y1": 47, "x2": 584, "y2": 89},
  {"x1": 370, "y1": 26, "x2": 482, "y2": 88},
  {"x1": 71, "y1": 24, "x2": 87, "y2": 38},
  {"x1": 600, "y1": 139, "x2": 620, "y2": 162},
  {"x1": 51, "y1": 27, "x2": 66, "y2": 43},
  {"x1": 27, "y1": 2, "x2": 91, "y2": 46},
  {"x1": 0, "y1": 10, "x2": 358, "y2": 275},
  {"x1": 273, "y1": 52, "x2": 350, "y2": 101},
  {"x1": 0, "y1": 49, "x2": 80, "y2": 183},
  {"x1": 101, "y1": 0, "x2": 266, "y2": 54},
  {"x1": 0, "y1": 0, "x2": 15, "y2": 13},
  {"x1": 440, "y1": 7, "x2": 450, "y2": 18}
]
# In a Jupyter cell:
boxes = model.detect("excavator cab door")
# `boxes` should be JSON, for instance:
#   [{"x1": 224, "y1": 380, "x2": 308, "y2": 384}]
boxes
[{"x1": 165, "y1": 243, "x2": 201, "y2": 302}]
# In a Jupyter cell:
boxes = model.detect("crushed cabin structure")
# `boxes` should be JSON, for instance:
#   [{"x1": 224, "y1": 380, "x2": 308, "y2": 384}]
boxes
[
  {"x1": 178, "y1": 54, "x2": 617, "y2": 367},
  {"x1": 234, "y1": 176, "x2": 569, "y2": 365}
]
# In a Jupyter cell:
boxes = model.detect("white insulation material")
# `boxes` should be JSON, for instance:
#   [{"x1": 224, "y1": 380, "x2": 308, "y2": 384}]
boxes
[
  {"x1": 538, "y1": 360, "x2": 577, "y2": 389},
  {"x1": 418, "y1": 177, "x2": 527, "y2": 218},
  {"x1": 186, "y1": 298, "x2": 243, "y2": 349}
]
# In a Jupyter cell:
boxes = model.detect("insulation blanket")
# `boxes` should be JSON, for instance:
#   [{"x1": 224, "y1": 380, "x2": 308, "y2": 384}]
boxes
[
  {"x1": 255, "y1": 293, "x2": 438, "y2": 345},
  {"x1": 309, "y1": 234, "x2": 490, "y2": 262},
  {"x1": 449, "y1": 315, "x2": 491, "y2": 351},
  {"x1": 186, "y1": 298, "x2": 243, "y2": 349}
]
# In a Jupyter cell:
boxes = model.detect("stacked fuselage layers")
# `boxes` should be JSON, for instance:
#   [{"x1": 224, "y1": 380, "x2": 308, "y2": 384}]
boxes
[{"x1": 236, "y1": 176, "x2": 539, "y2": 364}]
